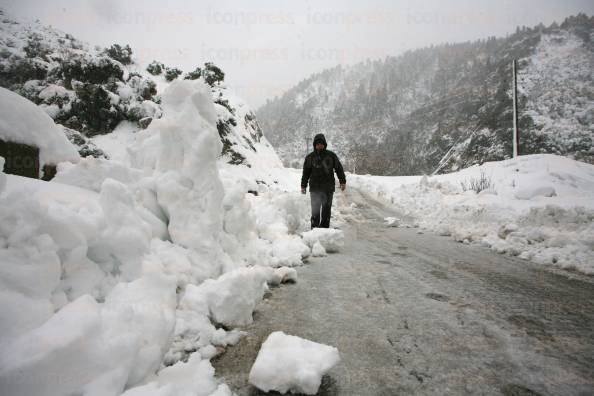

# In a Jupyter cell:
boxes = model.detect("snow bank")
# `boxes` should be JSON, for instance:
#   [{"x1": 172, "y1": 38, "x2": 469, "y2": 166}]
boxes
[
  {"x1": 181, "y1": 266, "x2": 297, "y2": 328},
  {"x1": 351, "y1": 154, "x2": 594, "y2": 274},
  {"x1": 131, "y1": 80, "x2": 225, "y2": 255},
  {"x1": 0, "y1": 87, "x2": 79, "y2": 168},
  {"x1": 0, "y1": 59, "x2": 318, "y2": 396},
  {"x1": 248, "y1": 331, "x2": 340, "y2": 395},
  {"x1": 302, "y1": 228, "x2": 344, "y2": 253}
]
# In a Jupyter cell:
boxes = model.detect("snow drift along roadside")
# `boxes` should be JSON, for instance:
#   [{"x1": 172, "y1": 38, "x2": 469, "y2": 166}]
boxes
[
  {"x1": 0, "y1": 79, "x2": 311, "y2": 396},
  {"x1": 350, "y1": 154, "x2": 594, "y2": 274}
]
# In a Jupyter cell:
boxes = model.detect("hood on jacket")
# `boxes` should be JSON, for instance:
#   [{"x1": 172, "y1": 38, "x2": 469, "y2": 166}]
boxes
[{"x1": 313, "y1": 133, "x2": 327, "y2": 149}]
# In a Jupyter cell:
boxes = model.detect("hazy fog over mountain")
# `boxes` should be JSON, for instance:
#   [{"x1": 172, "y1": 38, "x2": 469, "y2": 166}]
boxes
[{"x1": 4, "y1": 0, "x2": 594, "y2": 107}]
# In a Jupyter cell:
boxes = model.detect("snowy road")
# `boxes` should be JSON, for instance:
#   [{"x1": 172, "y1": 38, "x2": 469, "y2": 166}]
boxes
[{"x1": 213, "y1": 189, "x2": 594, "y2": 396}]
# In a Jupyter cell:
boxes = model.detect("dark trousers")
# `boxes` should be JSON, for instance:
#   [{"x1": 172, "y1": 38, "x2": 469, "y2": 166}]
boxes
[{"x1": 310, "y1": 191, "x2": 334, "y2": 229}]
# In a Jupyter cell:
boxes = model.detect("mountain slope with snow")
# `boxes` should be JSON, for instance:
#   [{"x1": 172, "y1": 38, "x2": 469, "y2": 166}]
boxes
[
  {"x1": 258, "y1": 14, "x2": 594, "y2": 175},
  {"x1": 0, "y1": 9, "x2": 279, "y2": 171}
]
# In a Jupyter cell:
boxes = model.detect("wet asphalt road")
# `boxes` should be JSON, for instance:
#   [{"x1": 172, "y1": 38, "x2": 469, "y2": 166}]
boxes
[{"x1": 213, "y1": 189, "x2": 594, "y2": 396}]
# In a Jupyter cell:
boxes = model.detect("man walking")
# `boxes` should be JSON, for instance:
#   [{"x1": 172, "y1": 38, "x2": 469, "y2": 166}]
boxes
[{"x1": 301, "y1": 134, "x2": 346, "y2": 229}]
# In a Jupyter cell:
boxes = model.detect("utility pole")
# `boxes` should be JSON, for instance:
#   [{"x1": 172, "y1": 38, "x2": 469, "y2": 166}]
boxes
[{"x1": 512, "y1": 59, "x2": 519, "y2": 158}]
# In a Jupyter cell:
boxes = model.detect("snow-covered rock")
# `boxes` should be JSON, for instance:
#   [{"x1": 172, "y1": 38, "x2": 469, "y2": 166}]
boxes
[
  {"x1": 0, "y1": 87, "x2": 79, "y2": 168},
  {"x1": 248, "y1": 331, "x2": 340, "y2": 395}
]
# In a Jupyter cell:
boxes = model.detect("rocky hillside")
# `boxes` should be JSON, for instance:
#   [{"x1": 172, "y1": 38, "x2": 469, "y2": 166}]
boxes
[
  {"x1": 0, "y1": 9, "x2": 278, "y2": 169},
  {"x1": 257, "y1": 14, "x2": 594, "y2": 175}
]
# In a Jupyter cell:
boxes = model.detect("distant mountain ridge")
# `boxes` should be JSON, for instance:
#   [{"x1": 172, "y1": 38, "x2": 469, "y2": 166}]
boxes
[{"x1": 257, "y1": 14, "x2": 594, "y2": 175}]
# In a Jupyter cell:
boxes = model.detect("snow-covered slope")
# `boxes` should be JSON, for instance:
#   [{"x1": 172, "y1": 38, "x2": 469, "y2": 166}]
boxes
[
  {"x1": 0, "y1": 9, "x2": 280, "y2": 171},
  {"x1": 351, "y1": 154, "x2": 594, "y2": 274},
  {"x1": 258, "y1": 14, "x2": 594, "y2": 175}
]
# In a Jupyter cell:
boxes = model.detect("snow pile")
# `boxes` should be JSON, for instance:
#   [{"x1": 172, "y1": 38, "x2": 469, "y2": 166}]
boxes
[
  {"x1": 248, "y1": 331, "x2": 340, "y2": 395},
  {"x1": 120, "y1": 353, "x2": 233, "y2": 396},
  {"x1": 0, "y1": 174, "x2": 179, "y2": 395},
  {"x1": 302, "y1": 228, "x2": 345, "y2": 253},
  {"x1": 188, "y1": 266, "x2": 272, "y2": 328},
  {"x1": 0, "y1": 78, "x2": 317, "y2": 396},
  {"x1": 0, "y1": 87, "x2": 79, "y2": 168},
  {"x1": 351, "y1": 154, "x2": 594, "y2": 274},
  {"x1": 130, "y1": 80, "x2": 225, "y2": 255},
  {"x1": 311, "y1": 241, "x2": 327, "y2": 257}
]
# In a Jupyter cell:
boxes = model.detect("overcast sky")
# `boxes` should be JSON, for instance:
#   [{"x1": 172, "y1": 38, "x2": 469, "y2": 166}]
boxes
[{"x1": 3, "y1": 0, "x2": 593, "y2": 107}]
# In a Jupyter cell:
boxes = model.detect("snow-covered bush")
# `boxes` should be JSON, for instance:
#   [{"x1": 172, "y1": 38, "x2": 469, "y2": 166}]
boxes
[
  {"x1": 460, "y1": 170, "x2": 494, "y2": 193},
  {"x1": 104, "y1": 43, "x2": 133, "y2": 65},
  {"x1": 203, "y1": 62, "x2": 224, "y2": 86},
  {"x1": 146, "y1": 60, "x2": 165, "y2": 75},
  {"x1": 184, "y1": 67, "x2": 202, "y2": 80},
  {"x1": 164, "y1": 67, "x2": 183, "y2": 82}
]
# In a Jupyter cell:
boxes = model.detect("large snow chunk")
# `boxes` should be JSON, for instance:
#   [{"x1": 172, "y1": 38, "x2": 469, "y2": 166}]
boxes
[
  {"x1": 0, "y1": 295, "x2": 134, "y2": 396},
  {"x1": 102, "y1": 273, "x2": 177, "y2": 386},
  {"x1": 248, "y1": 331, "x2": 340, "y2": 395},
  {"x1": 311, "y1": 241, "x2": 327, "y2": 257},
  {"x1": 301, "y1": 228, "x2": 344, "y2": 253},
  {"x1": 0, "y1": 87, "x2": 79, "y2": 167},
  {"x1": 132, "y1": 80, "x2": 225, "y2": 252},
  {"x1": 188, "y1": 266, "x2": 272, "y2": 327},
  {"x1": 121, "y1": 353, "x2": 231, "y2": 396},
  {"x1": 272, "y1": 235, "x2": 310, "y2": 267},
  {"x1": 99, "y1": 178, "x2": 152, "y2": 280},
  {"x1": 0, "y1": 234, "x2": 60, "y2": 340}
]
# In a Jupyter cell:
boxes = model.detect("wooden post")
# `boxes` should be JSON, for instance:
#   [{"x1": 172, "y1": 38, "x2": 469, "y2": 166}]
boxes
[{"x1": 512, "y1": 59, "x2": 519, "y2": 157}]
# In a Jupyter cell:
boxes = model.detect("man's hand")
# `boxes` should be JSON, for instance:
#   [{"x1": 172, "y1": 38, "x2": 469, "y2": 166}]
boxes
[
  {"x1": 340, "y1": 183, "x2": 346, "y2": 191},
  {"x1": 301, "y1": 187, "x2": 306, "y2": 194}
]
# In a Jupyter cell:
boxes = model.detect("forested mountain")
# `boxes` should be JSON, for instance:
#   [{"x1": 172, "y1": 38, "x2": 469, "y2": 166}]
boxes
[{"x1": 258, "y1": 14, "x2": 594, "y2": 175}]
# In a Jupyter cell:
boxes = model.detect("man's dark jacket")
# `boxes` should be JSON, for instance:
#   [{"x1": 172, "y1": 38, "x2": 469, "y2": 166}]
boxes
[{"x1": 301, "y1": 134, "x2": 346, "y2": 193}]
